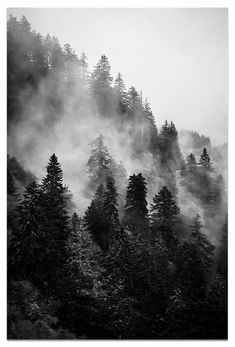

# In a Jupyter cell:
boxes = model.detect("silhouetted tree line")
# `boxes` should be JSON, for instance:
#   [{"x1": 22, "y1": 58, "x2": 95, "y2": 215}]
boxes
[
  {"x1": 7, "y1": 148, "x2": 227, "y2": 338},
  {"x1": 7, "y1": 15, "x2": 227, "y2": 339}
]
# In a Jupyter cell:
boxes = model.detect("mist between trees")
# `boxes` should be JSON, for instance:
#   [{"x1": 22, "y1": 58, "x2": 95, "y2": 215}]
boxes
[{"x1": 7, "y1": 15, "x2": 227, "y2": 339}]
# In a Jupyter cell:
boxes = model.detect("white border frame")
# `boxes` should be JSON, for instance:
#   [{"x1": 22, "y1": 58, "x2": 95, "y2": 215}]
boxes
[{"x1": 1, "y1": 1, "x2": 233, "y2": 345}]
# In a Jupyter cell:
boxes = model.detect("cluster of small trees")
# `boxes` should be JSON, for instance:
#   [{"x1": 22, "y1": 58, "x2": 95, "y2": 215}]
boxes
[
  {"x1": 181, "y1": 148, "x2": 224, "y2": 208},
  {"x1": 184, "y1": 148, "x2": 213, "y2": 173}
]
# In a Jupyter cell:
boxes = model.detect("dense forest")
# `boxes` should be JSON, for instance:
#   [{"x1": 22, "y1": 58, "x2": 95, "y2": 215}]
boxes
[{"x1": 7, "y1": 15, "x2": 227, "y2": 339}]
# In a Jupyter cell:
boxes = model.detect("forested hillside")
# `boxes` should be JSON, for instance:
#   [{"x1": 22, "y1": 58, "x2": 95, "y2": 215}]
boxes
[{"x1": 7, "y1": 15, "x2": 227, "y2": 339}]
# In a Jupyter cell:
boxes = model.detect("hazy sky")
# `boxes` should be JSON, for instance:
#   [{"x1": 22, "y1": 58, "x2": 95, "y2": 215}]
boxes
[{"x1": 8, "y1": 8, "x2": 228, "y2": 145}]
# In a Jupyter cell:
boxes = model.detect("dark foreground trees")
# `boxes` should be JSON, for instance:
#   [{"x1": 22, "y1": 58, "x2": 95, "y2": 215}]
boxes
[
  {"x1": 150, "y1": 186, "x2": 180, "y2": 255},
  {"x1": 8, "y1": 151, "x2": 227, "y2": 339},
  {"x1": 123, "y1": 173, "x2": 148, "y2": 233},
  {"x1": 9, "y1": 154, "x2": 69, "y2": 290}
]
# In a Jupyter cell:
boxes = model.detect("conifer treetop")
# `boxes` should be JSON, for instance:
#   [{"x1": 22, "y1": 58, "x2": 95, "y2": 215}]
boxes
[
  {"x1": 92, "y1": 54, "x2": 113, "y2": 88},
  {"x1": 125, "y1": 173, "x2": 148, "y2": 217},
  {"x1": 198, "y1": 148, "x2": 212, "y2": 170},
  {"x1": 42, "y1": 153, "x2": 64, "y2": 193},
  {"x1": 150, "y1": 185, "x2": 180, "y2": 226}
]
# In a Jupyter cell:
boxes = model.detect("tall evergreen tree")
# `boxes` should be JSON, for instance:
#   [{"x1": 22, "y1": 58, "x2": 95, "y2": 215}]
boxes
[
  {"x1": 67, "y1": 212, "x2": 97, "y2": 279},
  {"x1": 150, "y1": 186, "x2": 180, "y2": 253},
  {"x1": 198, "y1": 148, "x2": 213, "y2": 171},
  {"x1": 127, "y1": 87, "x2": 143, "y2": 115},
  {"x1": 8, "y1": 15, "x2": 39, "y2": 122},
  {"x1": 143, "y1": 99, "x2": 158, "y2": 152},
  {"x1": 103, "y1": 176, "x2": 120, "y2": 248},
  {"x1": 144, "y1": 99, "x2": 157, "y2": 132},
  {"x1": 91, "y1": 55, "x2": 113, "y2": 115},
  {"x1": 92, "y1": 54, "x2": 112, "y2": 88},
  {"x1": 40, "y1": 153, "x2": 69, "y2": 287},
  {"x1": 9, "y1": 181, "x2": 43, "y2": 283},
  {"x1": 159, "y1": 120, "x2": 183, "y2": 172},
  {"x1": 160, "y1": 120, "x2": 179, "y2": 142},
  {"x1": 124, "y1": 173, "x2": 148, "y2": 233},
  {"x1": 84, "y1": 184, "x2": 109, "y2": 252},
  {"x1": 114, "y1": 72, "x2": 128, "y2": 112},
  {"x1": 186, "y1": 153, "x2": 197, "y2": 172},
  {"x1": 160, "y1": 120, "x2": 169, "y2": 137},
  {"x1": 87, "y1": 135, "x2": 113, "y2": 193},
  {"x1": 30, "y1": 32, "x2": 48, "y2": 77}
]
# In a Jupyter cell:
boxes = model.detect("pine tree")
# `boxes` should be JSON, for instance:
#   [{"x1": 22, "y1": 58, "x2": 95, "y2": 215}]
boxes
[
  {"x1": 40, "y1": 153, "x2": 69, "y2": 286},
  {"x1": 169, "y1": 121, "x2": 178, "y2": 140},
  {"x1": 144, "y1": 99, "x2": 158, "y2": 151},
  {"x1": 103, "y1": 176, "x2": 120, "y2": 248},
  {"x1": 63, "y1": 43, "x2": 77, "y2": 62},
  {"x1": 150, "y1": 186, "x2": 180, "y2": 253},
  {"x1": 114, "y1": 73, "x2": 127, "y2": 99},
  {"x1": 144, "y1": 99, "x2": 157, "y2": 131},
  {"x1": 114, "y1": 72, "x2": 128, "y2": 112},
  {"x1": 124, "y1": 173, "x2": 148, "y2": 233},
  {"x1": 87, "y1": 135, "x2": 113, "y2": 193},
  {"x1": 160, "y1": 120, "x2": 169, "y2": 136},
  {"x1": 91, "y1": 55, "x2": 113, "y2": 115},
  {"x1": 150, "y1": 186, "x2": 180, "y2": 226},
  {"x1": 186, "y1": 153, "x2": 197, "y2": 172},
  {"x1": 127, "y1": 86, "x2": 142, "y2": 111},
  {"x1": 31, "y1": 32, "x2": 48, "y2": 77},
  {"x1": 92, "y1": 54, "x2": 113, "y2": 89},
  {"x1": 20, "y1": 15, "x2": 31, "y2": 35},
  {"x1": 160, "y1": 120, "x2": 178, "y2": 142},
  {"x1": 84, "y1": 177, "x2": 121, "y2": 253},
  {"x1": 159, "y1": 120, "x2": 182, "y2": 172},
  {"x1": 198, "y1": 148, "x2": 213, "y2": 171},
  {"x1": 8, "y1": 15, "x2": 39, "y2": 120},
  {"x1": 84, "y1": 183, "x2": 109, "y2": 252},
  {"x1": 50, "y1": 36, "x2": 64, "y2": 71},
  {"x1": 9, "y1": 181, "x2": 43, "y2": 283},
  {"x1": 67, "y1": 212, "x2": 97, "y2": 279},
  {"x1": 190, "y1": 214, "x2": 215, "y2": 271}
]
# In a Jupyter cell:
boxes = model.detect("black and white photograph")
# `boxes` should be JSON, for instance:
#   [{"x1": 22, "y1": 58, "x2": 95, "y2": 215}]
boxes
[{"x1": 6, "y1": 6, "x2": 228, "y2": 340}]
